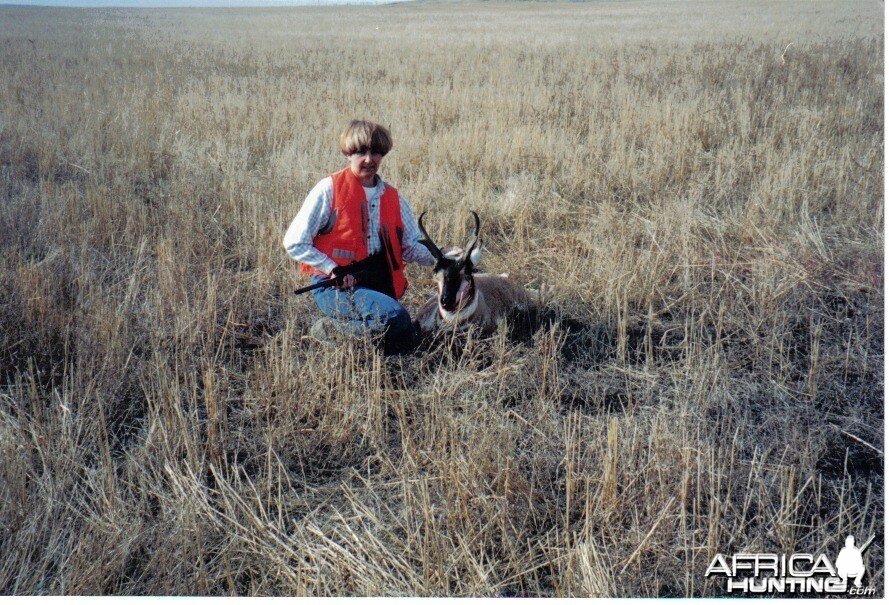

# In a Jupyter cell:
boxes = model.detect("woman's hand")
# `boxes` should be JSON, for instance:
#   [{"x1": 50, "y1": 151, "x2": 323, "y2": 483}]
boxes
[
  {"x1": 338, "y1": 275, "x2": 357, "y2": 289},
  {"x1": 329, "y1": 267, "x2": 357, "y2": 290}
]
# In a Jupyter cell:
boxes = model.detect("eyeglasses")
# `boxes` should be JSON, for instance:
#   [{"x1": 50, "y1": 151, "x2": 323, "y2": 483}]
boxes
[{"x1": 351, "y1": 147, "x2": 383, "y2": 157}]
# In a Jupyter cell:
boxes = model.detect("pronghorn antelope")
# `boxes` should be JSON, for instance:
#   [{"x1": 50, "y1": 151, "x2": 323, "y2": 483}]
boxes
[{"x1": 415, "y1": 211, "x2": 547, "y2": 333}]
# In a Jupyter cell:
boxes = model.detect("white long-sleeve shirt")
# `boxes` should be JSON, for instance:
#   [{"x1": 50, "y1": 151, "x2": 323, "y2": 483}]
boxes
[{"x1": 283, "y1": 175, "x2": 436, "y2": 275}]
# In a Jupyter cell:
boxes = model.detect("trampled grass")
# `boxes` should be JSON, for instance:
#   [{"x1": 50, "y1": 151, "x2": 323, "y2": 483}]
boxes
[{"x1": 0, "y1": 0, "x2": 883, "y2": 596}]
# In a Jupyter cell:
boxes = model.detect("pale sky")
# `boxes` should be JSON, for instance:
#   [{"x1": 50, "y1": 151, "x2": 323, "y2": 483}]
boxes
[{"x1": 0, "y1": 1, "x2": 409, "y2": 6}]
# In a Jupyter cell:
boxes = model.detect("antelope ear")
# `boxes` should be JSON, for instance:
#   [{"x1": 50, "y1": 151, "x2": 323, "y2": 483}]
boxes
[
  {"x1": 469, "y1": 245, "x2": 483, "y2": 266},
  {"x1": 442, "y1": 246, "x2": 463, "y2": 259}
]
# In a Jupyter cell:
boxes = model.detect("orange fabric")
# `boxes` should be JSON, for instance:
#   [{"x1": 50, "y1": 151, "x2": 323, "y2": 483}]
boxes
[
  {"x1": 378, "y1": 184, "x2": 408, "y2": 299},
  {"x1": 300, "y1": 168, "x2": 408, "y2": 299}
]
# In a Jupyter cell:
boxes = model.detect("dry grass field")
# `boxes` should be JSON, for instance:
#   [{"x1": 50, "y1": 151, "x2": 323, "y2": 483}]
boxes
[{"x1": 0, "y1": 0, "x2": 884, "y2": 596}]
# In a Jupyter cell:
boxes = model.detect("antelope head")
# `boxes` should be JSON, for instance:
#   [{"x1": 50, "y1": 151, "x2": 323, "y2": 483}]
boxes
[{"x1": 417, "y1": 211, "x2": 483, "y2": 318}]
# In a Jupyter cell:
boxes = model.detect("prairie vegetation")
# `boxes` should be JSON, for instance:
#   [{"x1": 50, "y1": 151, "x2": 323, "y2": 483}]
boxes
[{"x1": 0, "y1": 0, "x2": 883, "y2": 596}]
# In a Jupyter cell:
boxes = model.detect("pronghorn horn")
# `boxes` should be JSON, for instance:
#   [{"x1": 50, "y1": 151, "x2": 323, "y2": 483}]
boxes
[
  {"x1": 469, "y1": 243, "x2": 483, "y2": 266},
  {"x1": 459, "y1": 211, "x2": 481, "y2": 266},
  {"x1": 417, "y1": 211, "x2": 445, "y2": 261}
]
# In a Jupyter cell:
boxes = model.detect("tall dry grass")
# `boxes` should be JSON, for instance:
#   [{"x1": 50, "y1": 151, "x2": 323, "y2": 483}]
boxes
[{"x1": 0, "y1": 0, "x2": 883, "y2": 596}]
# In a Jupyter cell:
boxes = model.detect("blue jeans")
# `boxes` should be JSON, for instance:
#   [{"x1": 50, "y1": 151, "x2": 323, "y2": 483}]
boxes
[{"x1": 310, "y1": 275, "x2": 417, "y2": 354}]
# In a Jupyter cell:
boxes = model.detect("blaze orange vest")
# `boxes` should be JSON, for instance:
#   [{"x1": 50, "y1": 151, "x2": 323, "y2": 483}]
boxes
[{"x1": 300, "y1": 168, "x2": 408, "y2": 299}]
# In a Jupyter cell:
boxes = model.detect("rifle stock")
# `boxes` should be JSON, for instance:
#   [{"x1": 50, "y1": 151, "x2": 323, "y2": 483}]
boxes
[{"x1": 293, "y1": 250, "x2": 395, "y2": 297}]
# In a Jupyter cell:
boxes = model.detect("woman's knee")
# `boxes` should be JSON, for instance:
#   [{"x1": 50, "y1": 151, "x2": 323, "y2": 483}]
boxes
[
  {"x1": 352, "y1": 291, "x2": 408, "y2": 330},
  {"x1": 312, "y1": 286, "x2": 411, "y2": 334},
  {"x1": 382, "y1": 306, "x2": 412, "y2": 333}
]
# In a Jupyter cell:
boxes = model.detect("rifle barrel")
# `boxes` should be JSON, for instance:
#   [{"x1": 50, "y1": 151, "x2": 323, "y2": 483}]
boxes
[
  {"x1": 293, "y1": 269, "x2": 369, "y2": 296},
  {"x1": 293, "y1": 280, "x2": 332, "y2": 295},
  {"x1": 860, "y1": 534, "x2": 876, "y2": 553}
]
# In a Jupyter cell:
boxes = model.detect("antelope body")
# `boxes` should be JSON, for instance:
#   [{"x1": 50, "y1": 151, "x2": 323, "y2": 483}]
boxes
[{"x1": 414, "y1": 211, "x2": 543, "y2": 334}]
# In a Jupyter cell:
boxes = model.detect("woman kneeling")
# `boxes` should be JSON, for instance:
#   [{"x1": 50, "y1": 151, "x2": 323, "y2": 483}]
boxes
[{"x1": 283, "y1": 120, "x2": 436, "y2": 354}]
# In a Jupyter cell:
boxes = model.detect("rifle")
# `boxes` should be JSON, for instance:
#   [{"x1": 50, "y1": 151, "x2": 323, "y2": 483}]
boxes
[
  {"x1": 293, "y1": 270, "x2": 369, "y2": 295},
  {"x1": 293, "y1": 251, "x2": 395, "y2": 298},
  {"x1": 860, "y1": 535, "x2": 876, "y2": 554}
]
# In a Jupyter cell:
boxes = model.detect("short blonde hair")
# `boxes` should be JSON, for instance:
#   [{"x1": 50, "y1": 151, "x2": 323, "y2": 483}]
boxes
[{"x1": 339, "y1": 120, "x2": 393, "y2": 156}]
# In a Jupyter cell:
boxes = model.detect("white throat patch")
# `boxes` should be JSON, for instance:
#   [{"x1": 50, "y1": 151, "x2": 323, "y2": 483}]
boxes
[{"x1": 439, "y1": 291, "x2": 478, "y2": 323}]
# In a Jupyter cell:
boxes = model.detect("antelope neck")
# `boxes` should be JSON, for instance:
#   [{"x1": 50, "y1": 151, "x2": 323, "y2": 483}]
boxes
[{"x1": 439, "y1": 282, "x2": 479, "y2": 322}]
